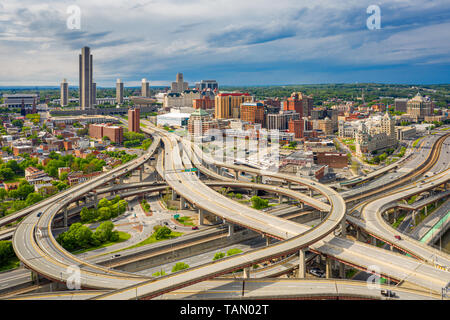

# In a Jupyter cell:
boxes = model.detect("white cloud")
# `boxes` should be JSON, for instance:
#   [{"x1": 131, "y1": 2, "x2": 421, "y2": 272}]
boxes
[{"x1": 0, "y1": 0, "x2": 449, "y2": 85}]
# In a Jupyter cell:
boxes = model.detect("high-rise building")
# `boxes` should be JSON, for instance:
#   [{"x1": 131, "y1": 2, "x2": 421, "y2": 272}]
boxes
[
  {"x1": 128, "y1": 108, "x2": 140, "y2": 133},
  {"x1": 171, "y1": 73, "x2": 189, "y2": 93},
  {"x1": 141, "y1": 79, "x2": 150, "y2": 97},
  {"x1": 406, "y1": 93, "x2": 432, "y2": 121},
  {"x1": 215, "y1": 93, "x2": 252, "y2": 119},
  {"x1": 116, "y1": 79, "x2": 124, "y2": 104},
  {"x1": 266, "y1": 111, "x2": 300, "y2": 130},
  {"x1": 195, "y1": 80, "x2": 218, "y2": 91},
  {"x1": 240, "y1": 102, "x2": 265, "y2": 125},
  {"x1": 91, "y1": 82, "x2": 97, "y2": 106},
  {"x1": 288, "y1": 119, "x2": 304, "y2": 138},
  {"x1": 60, "y1": 79, "x2": 69, "y2": 107},
  {"x1": 283, "y1": 92, "x2": 313, "y2": 117},
  {"x1": 79, "y1": 46, "x2": 93, "y2": 110},
  {"x1": 283, "y1": 92, "x2": 303, "y2": 117},
  {"x1": 395, "y1": 98, "x2": 408, "y2": 113}
]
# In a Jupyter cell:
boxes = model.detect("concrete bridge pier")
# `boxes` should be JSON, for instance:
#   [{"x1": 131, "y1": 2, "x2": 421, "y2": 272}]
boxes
[
  {"x1": 94, "y1": 193, "x2": 98, "y2": 208},
  {"x1": 356, "y1": 228, "x2": 361, "y2": 241},
  {"x1": 228, "y1": 223, "x2": 234, "y2": 237},
  {"x1": 198, "y1": 209, "x2": 204, "y2": 226},
  {"x1": 278, "y1": 194, "x2": 283, "y2": 204},
  {"x1": 309, "y1": 189, "x2": 313, "y2": 197},
  {"x1": 171, "y1": 189, "x2": 177, "y2": 201},
  {"x1": 339, "y1": 262, "x2": 345, "y2": 279},
  {"x1": 325, "y1": 257, "x2": 333, "y2": 279},
  {"x1": 139, "y1": 166, "x2": 144, "y2": 182},
  {"x1": 297, "y1": 248, "x2": 306, "y2": 278},
  {"x1": 243, "y1": 267, "x2": 250, "y2": 279},
  {"x1": 266, "y1": 236, "x2": 271, "y2": 246},
  {"x1": 288, "y1": 181, "x2": 292, "y2": 189},
  {"x1": 234, "y1": 170, "x2": 239, "y2": 180},
  {"x1": 340, "y1": 217, "x2": 347, "y2": 237},
  {"x1": 63, "y1": 206, "x2": 68, "y2": 228},
  {"x1": 180, "y1": 196, "x2": 186, "y2": 210}
]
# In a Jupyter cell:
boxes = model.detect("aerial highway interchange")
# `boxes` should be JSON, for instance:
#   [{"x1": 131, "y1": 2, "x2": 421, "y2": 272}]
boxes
[{"x1": 0, "y1": 121, "x2": 449, "y2": 300}]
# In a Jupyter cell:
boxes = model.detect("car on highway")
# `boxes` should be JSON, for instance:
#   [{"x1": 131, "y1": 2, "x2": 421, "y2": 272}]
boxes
[
  {"x1": 191, "y1": 226, "x2": 199, "y2": 230},
  {"x1": 309, "y1": 268, "x2": 325, "y2": 278},
  {"x1": 37, "y1": 212, "x2": 42, "y2": 217},
  {"x1": 381, "y1": 289, "x2": 397, "y2": 298},
  {"x1": 394, "y1": 235, "x2": 401, "y2": 240}
]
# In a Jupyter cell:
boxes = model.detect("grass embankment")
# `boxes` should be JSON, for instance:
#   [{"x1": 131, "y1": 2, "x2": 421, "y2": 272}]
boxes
[
  {"x1": 72, "y1": 232, "x2": 131, "y2": 255},
  {"x1": 412, "y1": 137, "x2": 423, "y2": 148},
  {"x1": 176, "y1": 216, "x2": 195, "y2": 226},
  {"x1": 121, "y1": 229, "x2": 183, "y2": 251}
]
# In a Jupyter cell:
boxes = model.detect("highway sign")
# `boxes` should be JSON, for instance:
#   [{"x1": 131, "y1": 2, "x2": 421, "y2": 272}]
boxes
[{"x1": 184, "y1": 168, "x2": 198, "y2": 172}]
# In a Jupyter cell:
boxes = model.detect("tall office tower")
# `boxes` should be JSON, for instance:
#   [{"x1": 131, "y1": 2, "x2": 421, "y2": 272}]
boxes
[
  {"x1": 141, "y1": 78, "x2": 150, "y2": 97},
  {"x1": 406, "y1": 93, "x2": 432, "y2": 121},
  {"x1": 394, "y1": 98, "x2": 408, "y2": 113},
  {"x1": 116, "y1": 79, "x2": 124, "y2": 104},
  {"x1": 240, "y1": 102, "x2": 265, "y2": 125},
  {"x1": 283, "y1": 92, "x2": 304, "y2": 118},
  {"x1": 214, "y1": 93, "x2": 252, "y2": 119},
  {"x1": 128, "y1": 108, "x2": 140, "y2": 133},
  {"x1": 91, "y1": 82, "x2": 97, "y2": 106},
  {"x1": 195, "y1": 80, "x2": 219, "y2": 91},
  {"x1": 171, "y1": 73, "x2": 189, "y2": 93},
  {"x1": 60, "y1": 79, "x2": 69, "y2": 107},
  {"x1": 79, "y1": 46, "x2": 93, "y2": 110}
]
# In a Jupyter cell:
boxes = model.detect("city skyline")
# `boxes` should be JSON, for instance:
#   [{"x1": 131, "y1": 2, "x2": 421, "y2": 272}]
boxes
[{"x1": 0, "y1": 0, "x2": 449, "y2": 86}]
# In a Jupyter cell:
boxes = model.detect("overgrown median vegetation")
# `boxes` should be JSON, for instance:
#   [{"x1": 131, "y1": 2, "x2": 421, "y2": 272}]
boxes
[
  {"x1": 80, "y1": 196, "x2": 128, "y2": 223},
  {"x1": 56, "y1": 221, "x2": 129, "y2": 254},
  {"x1": 0, "y1": 240, "x2": 19, "y2": 272},
  {"x1": 123, "y1": 131, "x2": 152, "y2": 150}
]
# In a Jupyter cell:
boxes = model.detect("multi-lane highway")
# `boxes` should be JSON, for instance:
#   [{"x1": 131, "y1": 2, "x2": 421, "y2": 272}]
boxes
[{"x1": 3, "y1": 120, "x2": 449, "y2": 300}]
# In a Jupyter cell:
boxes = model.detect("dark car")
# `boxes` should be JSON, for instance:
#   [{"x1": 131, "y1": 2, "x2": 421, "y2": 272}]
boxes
[
  {"x1": 394, "y1": 235, "x2": 401, "y2": 240},
  {"x1": 192, "y1": 226, "x2": 199, "y2": 230},
  {"x1": 381, "y1": 289, "x2": 397, "y2": 297},
  {"x1": 37, "y1": 212, "x2": 42, "y2": 217}
]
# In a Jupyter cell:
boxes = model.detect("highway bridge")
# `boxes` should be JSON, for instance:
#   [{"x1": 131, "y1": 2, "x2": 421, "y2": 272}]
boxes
[{"x1": 2, "y1": 120, "x2": 449, "y2": 300}]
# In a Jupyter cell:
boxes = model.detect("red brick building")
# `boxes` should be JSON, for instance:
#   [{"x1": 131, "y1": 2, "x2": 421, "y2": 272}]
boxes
[
  {"x1": 128, "y1": 108, "x2": 140, "y2": 133},
  {"x1": 240, "y1": 102, "x2": 265, "y2": 126},
  {"x1": 315, "y1": 152, "x2": 348, "y2": 168},
  {"x1": 89, "y1": 123, "x2": 124, "y2": 144},
  {"x1": 283, "y1": 92, "x2": 303, "y2": 116},
  {"x1": 193, "y1": 96, "x2": 215, "y2": 110},
  {"x1": 288, "y1": 119, "x2": 304, "y2": 139}
]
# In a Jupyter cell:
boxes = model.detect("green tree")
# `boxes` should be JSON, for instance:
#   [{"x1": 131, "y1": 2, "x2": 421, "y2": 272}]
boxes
[
  {"x1": 98, "y1": 207, "x2": 112, "y2": 221},
  {"x1": 250, "y1": 196, "x2": 269, "y2": 210},
  {"x1": 80, "y1": 207, "x2": 97, "y2": 223},
  {"x1": 25, "y1": 192, "x2": 43, "y2": 206},
  {"x1": 154, "y1": 226, "x2": 171, "y2": 240},
  {"x1": 0, "y1": 241, "x2": 15, "y2": 266},
  {"x1": 0, "y1": 188, "x2": 7, "y2": 200},
  {"x1": 59, "y1": 172, "x2": 68, "y2": 181},
  {"x1": 93, "y1": 221, "x2": 118, "y2": 243}
]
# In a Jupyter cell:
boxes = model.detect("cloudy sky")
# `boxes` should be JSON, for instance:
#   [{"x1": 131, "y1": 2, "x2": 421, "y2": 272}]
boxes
[{"x1": 0, "y1": 0, "x2": 449, "y2": 86}]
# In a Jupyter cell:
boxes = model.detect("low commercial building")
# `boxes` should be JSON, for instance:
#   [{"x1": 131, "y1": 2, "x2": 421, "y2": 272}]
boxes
[
  {"x1": 395, "y1": 126, "x2": 416, "y2": 140},
  {"x1": 315, "y1": 152, "x2": 348, "y2": 169},
  {"x1": 89, "y1": 123, "x2": 124, "y2": 144},
  {"x1": 157, "y1": 112, "x2": 190, "y2": 127},
  {"x1": 12, "y1": 145, "x2": 33, "y2": 156}
]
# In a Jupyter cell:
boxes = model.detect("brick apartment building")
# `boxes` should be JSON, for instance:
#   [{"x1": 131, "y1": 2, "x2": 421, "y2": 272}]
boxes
[{"x1": 89, "y1": 123, "x2": 124, "y2": 144}]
